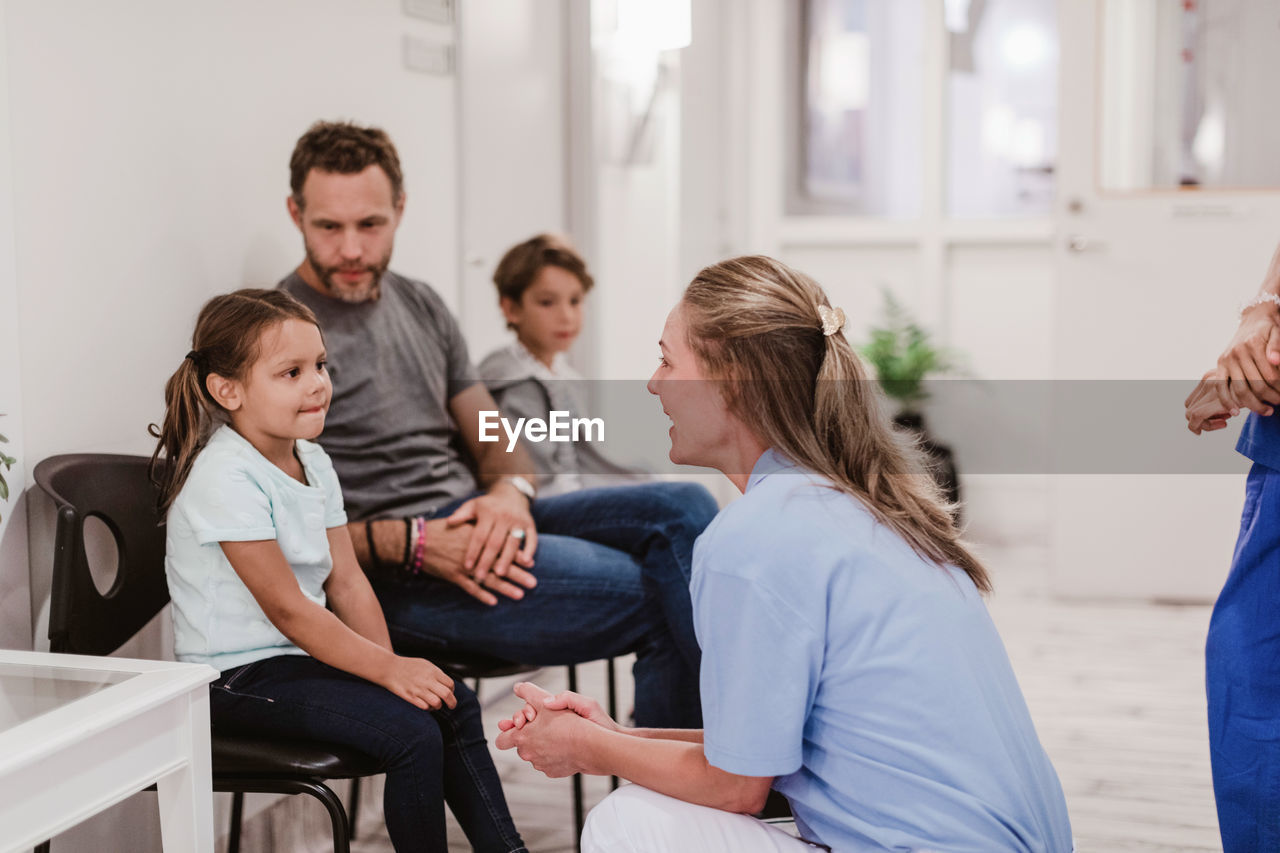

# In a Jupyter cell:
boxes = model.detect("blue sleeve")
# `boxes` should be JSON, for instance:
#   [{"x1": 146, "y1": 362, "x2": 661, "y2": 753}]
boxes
[
  {"x1": 1238, "y1": 411, "x2": 1280, "y2": 470},
  {"x1": 694, "y1": 566, "x2": 823, "y2": 777},
  {"x1": 181, "y1": 455, "x2": 276, "y2": 545}
]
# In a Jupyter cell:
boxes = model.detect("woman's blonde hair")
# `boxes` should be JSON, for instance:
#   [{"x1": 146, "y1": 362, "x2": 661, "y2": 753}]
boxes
[{"x1": 681, "y1": 255, "x2": 991, "y2": 593}]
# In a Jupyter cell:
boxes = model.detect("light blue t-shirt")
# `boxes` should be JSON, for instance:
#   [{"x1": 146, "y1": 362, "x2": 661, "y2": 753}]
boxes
[
  {"x1": 693, "y1": 450, "x2": 1073, "y2": 853},
  {"x1": 165, "y1": 425, "x2": 348, "y2": 670}
]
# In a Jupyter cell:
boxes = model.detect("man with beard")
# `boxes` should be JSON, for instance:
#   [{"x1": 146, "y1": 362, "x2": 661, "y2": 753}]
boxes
[{"x1": 277, "y1": 120, "x2": 714, "y2": 728}]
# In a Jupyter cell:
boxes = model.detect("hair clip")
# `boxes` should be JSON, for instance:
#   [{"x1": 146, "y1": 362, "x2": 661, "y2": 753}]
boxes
[{"x1": 818, "y1": 305, "x2": 846, "y2": 337}]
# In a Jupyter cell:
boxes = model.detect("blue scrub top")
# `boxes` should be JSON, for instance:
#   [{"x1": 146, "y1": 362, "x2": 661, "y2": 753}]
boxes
[
  {"x1": 1237, "y1": 411, "x2": 1280, "y2": 468},
  {"x1": 691, "y1": 449, "x2": 1073, "y2": 853}
]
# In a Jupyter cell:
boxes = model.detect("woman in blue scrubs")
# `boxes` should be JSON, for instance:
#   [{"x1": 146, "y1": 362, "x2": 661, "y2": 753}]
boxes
[{"x1": 496, "y1": 256, "x2": 1074, "y2": 852}]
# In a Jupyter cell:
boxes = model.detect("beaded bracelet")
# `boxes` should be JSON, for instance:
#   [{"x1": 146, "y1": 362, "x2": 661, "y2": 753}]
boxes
[{"x1": 411, "y1": 516, "x2": 428, "y2": 575}]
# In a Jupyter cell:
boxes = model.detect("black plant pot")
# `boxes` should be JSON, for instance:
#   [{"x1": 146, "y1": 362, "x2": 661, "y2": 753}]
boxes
[{"x1": 893, "y1": 412, "x2": 962, "y2": 523}]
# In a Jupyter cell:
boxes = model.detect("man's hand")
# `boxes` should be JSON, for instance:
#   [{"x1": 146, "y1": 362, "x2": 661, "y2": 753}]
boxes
[
  {"x1": 446, "y1": 483, "x2": 538, "y2": 586},
  {"x1": 1216, "y1": 305, "x2": 1280, "y2": 415},
  {"x1": 1185, "y1": 368, "x2": 1238, "y2": 435},
  {"x1": 421, "y1": 519, "x2": 536, "y2": 606},
  {"x1": 378, "y1": 655, "x2": 457, "y2": 711},
  {"x1": 495, "y1": 682, "x2": 601, "y2": 778}
]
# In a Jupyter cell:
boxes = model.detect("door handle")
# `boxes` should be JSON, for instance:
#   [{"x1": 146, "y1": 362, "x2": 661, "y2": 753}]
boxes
[{"x1": 1066, "y1": 234, "x2": 1107, "y2": 253}]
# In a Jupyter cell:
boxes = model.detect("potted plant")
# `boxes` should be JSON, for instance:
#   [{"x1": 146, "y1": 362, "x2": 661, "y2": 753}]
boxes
[
  {"x1": 0, "y1": 415, "x2": 14, "y2": 523},
  {"x1": 859, "y1": 292, "x2": 962, "y2": 514}
]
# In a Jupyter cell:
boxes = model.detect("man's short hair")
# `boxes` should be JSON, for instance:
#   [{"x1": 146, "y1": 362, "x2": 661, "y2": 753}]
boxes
[
  {"x1": 492, "y1": 233, "x2": 595, "y2": 304},
  {"x1": 289, "y1": 120, "x2": 404, "y2": 208}
]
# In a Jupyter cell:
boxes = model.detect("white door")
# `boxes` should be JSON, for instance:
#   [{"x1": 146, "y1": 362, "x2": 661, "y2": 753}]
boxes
[
  {"x1": 456, "y1": 0, "x2": 569, "y2": 363},
  {"x1": 1051, "y1": 0, "x2": 1280, "y2": 601}
]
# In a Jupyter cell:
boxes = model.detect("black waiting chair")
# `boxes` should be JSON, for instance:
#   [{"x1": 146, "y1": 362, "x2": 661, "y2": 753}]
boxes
[
  {"x1": 33, "y1": 453, "x2": 381, "y2": 853},
  {"x1": 35, "y1": 452, "x2": 621, "y2": 852}
]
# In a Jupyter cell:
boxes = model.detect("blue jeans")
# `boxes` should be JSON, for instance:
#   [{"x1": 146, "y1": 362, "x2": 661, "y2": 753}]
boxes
[
  {"x1": 372, "y1": 482, "x2": 719, "y2": 728},
  {"x1": 210, "y1": 654, "x2": 526, "y2": 853},
  {"x1": 1207, "y1": 462, "x2": 1280, "y2": 853}
]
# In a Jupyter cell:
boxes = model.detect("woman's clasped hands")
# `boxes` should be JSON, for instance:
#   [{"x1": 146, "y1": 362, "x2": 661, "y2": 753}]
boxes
[{"x1": 495, "y1": 682, "x2": 620, "y2": 778}]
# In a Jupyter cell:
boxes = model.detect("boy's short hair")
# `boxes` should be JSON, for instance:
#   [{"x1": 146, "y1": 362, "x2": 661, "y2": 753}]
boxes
[
  {"x1": 290, "y1": 120, "x2": 404, "y2": 208},
  {"x1": 492, "y1": 233, "x2": 595, "y2": 303}
]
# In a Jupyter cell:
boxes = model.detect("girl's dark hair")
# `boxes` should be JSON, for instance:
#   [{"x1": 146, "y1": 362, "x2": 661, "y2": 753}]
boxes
[{"x1": 148, "y1": 289, "x2": 319, "y2": 513}]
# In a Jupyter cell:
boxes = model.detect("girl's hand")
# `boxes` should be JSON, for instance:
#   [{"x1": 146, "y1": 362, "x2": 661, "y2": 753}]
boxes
[{"x1": 381, "y1": 656, "x2": 457, "y2": 711}]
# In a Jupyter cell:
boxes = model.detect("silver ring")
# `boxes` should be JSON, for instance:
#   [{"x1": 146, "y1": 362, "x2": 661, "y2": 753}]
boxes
[{"x1": 509, "y1": 527, "x2": 526, "y2": 541}]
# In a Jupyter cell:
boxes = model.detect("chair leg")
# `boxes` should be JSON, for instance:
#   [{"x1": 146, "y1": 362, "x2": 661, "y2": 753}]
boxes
[
  {"x1": 567, "y1": 664, "x2": 584, "y2": 853},
  {"x1": 217, "y1": 780, "x2": 349, "y2": 853},
  {"x1": 572, "y1": 771, "x2": 585, "y2": 853},
  {"x1": 347, "y1": 776, "x2": 361, "y2": 841},
  {"x1": 228, "y1": 791, "x2": 243, "y2": 853},
  {"x1": 606, "y1": 657, "x2": 620, "y2": 791},
  {"x1": 302, "y1": 781, "x2": 352, "y2": 853}
]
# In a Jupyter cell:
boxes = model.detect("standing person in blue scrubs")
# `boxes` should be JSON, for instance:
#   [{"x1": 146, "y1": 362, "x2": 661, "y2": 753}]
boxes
[
  {"x1": 1187, "y1": 242, "x2": 1280, "y2": 852},
  {"x1": 494, "y1": 256, "x2": 1074, "y2": 853}
]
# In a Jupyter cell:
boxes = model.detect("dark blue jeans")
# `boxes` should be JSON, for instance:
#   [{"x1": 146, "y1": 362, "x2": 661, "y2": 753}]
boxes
[
  {"x1": 210, "y1": 654, "x2": 525, "y2": 853},
  {"x1": 372, "y1": 482, "x2": 719, "y2": 728}
]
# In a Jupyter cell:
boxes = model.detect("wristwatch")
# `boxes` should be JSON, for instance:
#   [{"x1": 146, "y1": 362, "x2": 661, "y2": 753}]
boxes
[{"x1": 501, "y1": 475, "x2": 537, "y2": 502}]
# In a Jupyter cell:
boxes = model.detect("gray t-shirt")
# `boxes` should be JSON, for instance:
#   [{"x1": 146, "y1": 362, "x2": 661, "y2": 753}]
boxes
[{"x1": 281, "y1": 270, "x2": 481, "y2": 519}]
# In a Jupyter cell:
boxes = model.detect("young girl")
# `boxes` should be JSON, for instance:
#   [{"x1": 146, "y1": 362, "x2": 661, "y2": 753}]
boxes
[
  {"x1": 150, "y1": 288, "x2": 526, "y2": 853},
  {"x1": 496, "y1": 257, "x2": 1074, "y2": 852},
  {"x1": 478, "y1": 233, "x2": 648, "y2": 496}
]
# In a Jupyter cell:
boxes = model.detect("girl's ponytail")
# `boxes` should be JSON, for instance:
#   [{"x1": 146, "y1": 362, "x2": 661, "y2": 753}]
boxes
[{"x1": 148, "y1": 353, "x2": 211, "y2": 514}]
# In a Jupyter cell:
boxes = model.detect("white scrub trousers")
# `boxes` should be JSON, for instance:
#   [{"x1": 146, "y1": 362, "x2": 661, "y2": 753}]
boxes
[{"x1": 581, "y1": 784, "x2": 829, "y2": 853}]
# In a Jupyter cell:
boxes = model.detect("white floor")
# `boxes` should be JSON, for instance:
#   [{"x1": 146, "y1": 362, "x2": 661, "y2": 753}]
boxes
[{"x1": 337, "y1": 543, "x2": 1224, "y2": 853}]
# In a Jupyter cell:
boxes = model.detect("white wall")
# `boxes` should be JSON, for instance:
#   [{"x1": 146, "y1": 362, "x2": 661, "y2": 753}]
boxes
[
  {"x1": 590, "y1": 0, "x2": 688, "y2": 381},
  {"x1": 456, "y1": 0, "x2": 568, "y2": 362},
  {"x1": 0, "y1": 0, "x2": 30, "y2": 653},
  {"x1": 4, "y1": 0, "x2": 459, "y2": 639},
  {"x1": 0, "y1": 0, "x2": 461, "y2": 847}
]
